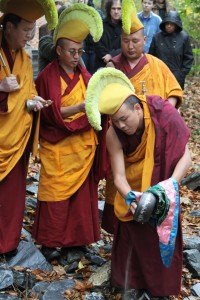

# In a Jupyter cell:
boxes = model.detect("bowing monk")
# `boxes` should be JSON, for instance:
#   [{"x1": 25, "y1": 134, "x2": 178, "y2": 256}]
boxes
[
  {"x1": 85, "y1": 67, "x2": 192, "y2": 299},
  {"x1": 32, "y1": 4, "x2": 106, "y2": 262},
  {"x1": 0, "y1": 0, "x2": 58, "y2": 257},
  {"x1": 103, "y1": 0, "x2": 184, "y2": 234}
]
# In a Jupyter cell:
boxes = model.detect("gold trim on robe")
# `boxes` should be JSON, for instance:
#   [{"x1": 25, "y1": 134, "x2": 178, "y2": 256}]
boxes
[
  {"x1": 38, "y1": 73, "x2": 97, "y2": 201},
  {"x1": 114, "y1": 96, "x2": 156, "y2": 221}
]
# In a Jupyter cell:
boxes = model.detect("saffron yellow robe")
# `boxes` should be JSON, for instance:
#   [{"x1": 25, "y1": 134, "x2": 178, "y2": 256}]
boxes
[{"x1": 0, "y1": 47, "x2": 37, "y2": 181}]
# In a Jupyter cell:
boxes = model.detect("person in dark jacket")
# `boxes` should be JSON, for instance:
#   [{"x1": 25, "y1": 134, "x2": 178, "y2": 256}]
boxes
[
  {"x1": 94, "y1": 0, "x2": 122, "y2": 71},
  {"x1": 78, "y1": 0, "x2": 105, "y2": 75},
  {"x1": 149, "y1": 11, "x2": 194, "y2": 89}
]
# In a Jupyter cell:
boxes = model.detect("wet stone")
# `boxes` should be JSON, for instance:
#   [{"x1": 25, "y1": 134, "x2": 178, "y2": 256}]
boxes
[
  {"x1": 183, "y1": 236, "x2": 200, "y2": 251},
  {"x1": 44, "y1": 278, "x2": 74, "y2": 292},
  {"x1": 26, "y1": 183, "x2": 38, "y2": 195},
  {"x1": 7, "y1": 240, "x2": 52, "y2": 272},
  {"x1": 85, "y1": 292, "x2": 106, "y2": 300},
  {"x1": 0, "y1": 269, "x2": 13, "y2": 290},
  {"x1": 190, "y1": 208, "x2": 200, "y2": 217},
  {"x1": 32, "y1": 281, "x2": 51, "y2": 292},
  {"x1": 184, "y1": 249, "x2": 200, "y2": 277},
  {"x1": 85, "y1": 254, "x2": 106, "y2": 266},
  {"x1": 191, "y1": 282, "x2": 200, "y2": 297},
  {"x1": 0, "y1": 295, "x2": 21, "y2": 300},
  {"x1": 42, "y1": 290, "x2": 66, "y2": 300},
  {"x1": 88, "y1": 261, "x2": 111, "y2": 286},
  {"x1": 25, "y1": 196, "x2": 37, "y2": 210},
  {"x1": 64, "y1": 261, "x2": 78, "y2": 273},
  {"x1": 66, "y1": 249, "x2": 85, "y2": 264},
  {"x1": 13, "y1": 271, "x2": 36, "y2": 289}
]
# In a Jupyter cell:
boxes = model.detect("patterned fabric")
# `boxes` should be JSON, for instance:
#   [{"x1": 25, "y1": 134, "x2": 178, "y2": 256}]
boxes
[{"x1": 147, "y1": 178, "x2": 179, "y2": 268}]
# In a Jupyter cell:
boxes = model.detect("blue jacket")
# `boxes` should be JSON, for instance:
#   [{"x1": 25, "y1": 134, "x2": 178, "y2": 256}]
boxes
[{"x1": 137, "y1": 11, "x2": 162, "y2": 53}]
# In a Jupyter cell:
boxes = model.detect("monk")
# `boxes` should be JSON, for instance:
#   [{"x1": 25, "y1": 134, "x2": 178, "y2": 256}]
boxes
[
  {"x1": 32, "y1": 4, "x2": 105, "y2": 262},
  {"x1": 0, "y1": 0, "x2": 58, "y2": 258},
  {"x1": 103, "y1": 0, "x2": 183, "y2": 234},
  {"x1": 85, "y1": 67, "x2": 192, "y2": 299}
]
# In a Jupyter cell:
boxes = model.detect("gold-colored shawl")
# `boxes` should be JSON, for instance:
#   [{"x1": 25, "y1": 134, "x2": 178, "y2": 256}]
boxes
[
  {"x1": 0, "y1": 48, "x2": 37, "y2": 181},
  {"x1": 114, "y1": 96, "x2": 156, "y2": 221},
  {"x1": 38, "y1": 74, "x2": 97, "y2": 201}
]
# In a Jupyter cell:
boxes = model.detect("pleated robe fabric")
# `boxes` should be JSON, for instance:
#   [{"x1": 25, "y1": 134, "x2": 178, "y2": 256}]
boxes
[{"x1": 110, "y1": 97, "x2": 190, "y2": 296}]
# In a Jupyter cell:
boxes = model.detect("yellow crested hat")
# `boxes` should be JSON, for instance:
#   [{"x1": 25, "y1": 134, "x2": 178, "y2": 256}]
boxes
[
  {"x1": 0, "y1": 0, "x2": 58, "y2": 29},
  {"x1": 53, "y1": 3, "x2": 103, "y2": 43},
  {"x1": 122, "y1": 0, "x2": 143, "y2": 34},
  {"x1": 85, "y1": 68, "x2": 136, "y2": 131}
]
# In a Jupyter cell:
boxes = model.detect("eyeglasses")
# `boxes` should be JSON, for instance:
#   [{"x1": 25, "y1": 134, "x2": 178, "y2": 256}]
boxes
[{"x1": 61, "y1": 48, "x2": 85, "y2": 56}]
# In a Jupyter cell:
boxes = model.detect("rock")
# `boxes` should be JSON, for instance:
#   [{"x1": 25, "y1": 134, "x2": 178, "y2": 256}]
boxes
[
  {"x1": 25, "y1": 196, "x2": 37, "y2": 210},
  {"x1": 184, "y1": 249, "x2": 200, "y2": 277},
  {"x1": 85, "y1": 254, "x2": 107, "y2": 266},
  {"x1": 42, "y1": 290, "x2": 67, "y2": 300},
  {"x1": 0, "y1": 269, "x2": 13, "y2": 290},
  {"x1": 44, "y1": 278, "x2": 74, "y2": 292},
  {"x1": 183, "y1": 236, "x2": 200, "y2": 251},
  {"x1": 64, "y1": 261, "x2": 78, "y2": 273},
  {"x1": 181, "y1": 171, "x2": 200, "y2": 191},
  {"x1": 21, "y1": 228, "x2": 32, "y2": 242},
  {"x1": 190, "y1": 208, "x2": 200, "y2": 218},
  {"x1": 85, "y1": 292, "x2": 106, "y2": 300},
  {"x1": 26, "y1": 183, "x2": 38, "y2": 195},
  {"x1": 102, "y1": 244, "x2": 112, "y2": 253},
  {"x1": 7, "y1": 240, "x2": 52, "y2": 272},
  {"x1": 191, "y1": 282, "x2": 200, "y2": 296},
  {"x1": 32, "y1": 281, "x2": 51, "y2": 292},
  {"x1": 0, "y1": 295, "x2": 21, "y2": 300},
  {"x1": 13, "y1": 271, "x2": 36, "y2": 289},
  {"x1": 88, "y1": 261, "x2": 111, "y2": 286},
  {"x1": 32, "y1": 279, "x2": 74, "y2": 300},
  {"x1": 66, "y1": 248, "x2": 85, "y2": 264}
]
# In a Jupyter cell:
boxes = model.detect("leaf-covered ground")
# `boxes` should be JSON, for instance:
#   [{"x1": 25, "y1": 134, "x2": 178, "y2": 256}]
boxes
[{"x1": 3, "y1": 76, "x2": 200, "y2": 300}]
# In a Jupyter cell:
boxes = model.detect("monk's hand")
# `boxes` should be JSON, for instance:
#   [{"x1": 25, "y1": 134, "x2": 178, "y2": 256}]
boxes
[
  {"x1": 125, "y1": 190, "x2": 142, "y2": 216},
  {"x1": 0, "y1": 74, "x2": 20, "y2": 92},
  {"x1": 32, "y1": 96, "x2": 49, "y2": 111},
  {"x1": 102, "y1": 54, "x2": 112, "y2": 63},
  {"x1": 130, "y1": 201, "x2": 138, "y2": 215}
]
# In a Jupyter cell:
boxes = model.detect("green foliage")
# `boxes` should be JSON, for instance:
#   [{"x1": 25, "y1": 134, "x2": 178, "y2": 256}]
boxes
[
  {"x1": 190, "y1": 49, "x2": 200, "y2": 76},
  {"x1": 172, "y1": 0, "x2": 200, "y2": 41}
]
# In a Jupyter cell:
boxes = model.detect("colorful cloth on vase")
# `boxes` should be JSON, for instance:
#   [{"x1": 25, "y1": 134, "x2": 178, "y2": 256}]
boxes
[{"x1": 147, "y1": 178, "x2": 179, "y2": 268}]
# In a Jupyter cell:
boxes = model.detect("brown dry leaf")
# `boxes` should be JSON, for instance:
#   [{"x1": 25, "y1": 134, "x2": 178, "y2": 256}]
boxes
[
  {"x1": 53, "y1": 265, "x2": 66, "y2": 276},
  {"x1": 12, "y1": 266, "x2": 26, "y2": 272},
  {"x1": 74, "y1": 279, "x2": 93, "y2": 292},
  {"x1": 64, "y1": 289, "x2": 76, "y2": 298},
  {"x1": 31, "y1": 269, "x2": 43, "y2": 275}
]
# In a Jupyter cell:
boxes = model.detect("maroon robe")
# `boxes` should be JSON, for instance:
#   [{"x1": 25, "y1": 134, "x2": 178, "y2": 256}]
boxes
[
  {"x1": 111, "y1": 53, "x2": 149, "y2": 78},
  {"x1": 110, "y1": 97, "x2": 190, "y2": 296},
  {"x1": 32, "y1": 60, "x2": 109, "y2": 247},
  {"x1": 101, "y1": 54, "x2": 150, "y2": 234}
]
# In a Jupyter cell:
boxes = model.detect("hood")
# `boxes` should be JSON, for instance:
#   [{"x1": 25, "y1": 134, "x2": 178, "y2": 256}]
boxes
[{"x1": 160, "y1": 11, "x2": 182, "y2": 32}]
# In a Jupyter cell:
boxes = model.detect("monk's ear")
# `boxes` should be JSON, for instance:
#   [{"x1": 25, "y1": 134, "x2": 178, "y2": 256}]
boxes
[
  {"x1": 6, "y1": 21, "x2": 14, "y2": 33},
  {"x1": 134, "y1": 103, "x2": 141, "y2": 111},
  {"x1": 56, "y1": 45, "x2": 61, "y2": 56}
]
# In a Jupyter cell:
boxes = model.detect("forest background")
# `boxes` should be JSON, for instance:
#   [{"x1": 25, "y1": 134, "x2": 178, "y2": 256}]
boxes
[{"x1": 92, "y1": 0, "x2": 200, "y2": 75}]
